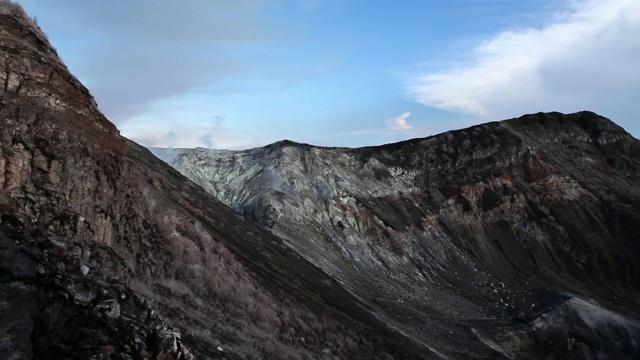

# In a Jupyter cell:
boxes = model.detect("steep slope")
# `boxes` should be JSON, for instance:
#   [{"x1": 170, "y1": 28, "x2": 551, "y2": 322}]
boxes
[
  {"x1": 0, "y1": 3, "x2": 400, "y2": 359},
  {"x1": 157, "y1": 111, "x2": 640, "y2": 359}
]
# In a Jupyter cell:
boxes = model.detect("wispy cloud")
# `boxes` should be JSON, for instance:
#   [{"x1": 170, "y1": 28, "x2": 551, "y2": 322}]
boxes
[
  {"x1": 35, "y1": 0, "x2": 275, "y2": 124},
  {"x1": 116, "y1": 95, "x2": 271, "y2": 149},
  {"x1": 197, "y1": 114, "x2": 227, "y2": 148},
  {"x1": 386, "y1": 112, "x2": 413, "y2": 131},
  {"x1": 127, "y1": 125, "x2": 269, "y2": 150},
  {"x1": 407, "y1": 0, "x2": 640, "y2": 128}
]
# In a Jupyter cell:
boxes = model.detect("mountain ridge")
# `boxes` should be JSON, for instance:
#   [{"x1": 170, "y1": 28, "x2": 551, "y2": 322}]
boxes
[
  {"x1": 0, "y1": 3, "x2": 407, "y2": 358},
  {"x1": 156, "y1": 110, "x2": 640, "y2": 359},
  {"x1": 154, "y1": 110, "x2": 635, "y2": 154},
  {"x1": 2, "y1": 0, "x2": 639, "y2": 358}
]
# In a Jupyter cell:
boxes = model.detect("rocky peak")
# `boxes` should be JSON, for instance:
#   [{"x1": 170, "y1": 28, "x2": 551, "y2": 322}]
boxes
[
  {"x1": 0, "y1": 2, "x2": 122, "y2": 153},
  {"x1": 266, "y1": 139, "x2": 303, "y2": 148},
  {"x1": 507, "y1": 110, "x2": 630, "y2": 139},
  {"x1": 0, "y1": 4, "x2": 196, "y2": 358},
  {"x1": 1, "y1": 1, "x2": 127, "y2": 260},
  {"x1": 3, "y1": 1, "x2": 640, "y2": 358},
  {"x1": 1, "y1": 3, "x2": 399, "y2": 359},
  {"x1": 158, "y1": 110, "x2": 640, "y2": 359}
]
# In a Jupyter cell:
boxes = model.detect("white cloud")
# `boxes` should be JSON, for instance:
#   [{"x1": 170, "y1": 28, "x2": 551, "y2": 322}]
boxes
[
  {"x1": 386, "y1": 112, "x2": 413, "y2": 130},
  {"x1": 117, "y1": 96, "x2": 271, "y2": 150},
  {"x1": 23, "y1": 0, "x2": 275, "y2": 124},
  {"x1": 129, "y1": 127, "x2": 269, "y2": 150},
  {"x1": 407, "y1": 0, "x2": 640, "y2": 131}
]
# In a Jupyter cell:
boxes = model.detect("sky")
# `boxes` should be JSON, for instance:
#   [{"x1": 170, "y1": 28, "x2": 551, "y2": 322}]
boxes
[{"x1": 16, "y1": 0, "x2": 640, "y2": 149}]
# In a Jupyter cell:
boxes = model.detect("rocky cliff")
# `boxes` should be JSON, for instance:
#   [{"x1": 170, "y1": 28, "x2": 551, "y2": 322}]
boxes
[
  {"x1": 0, "y1": 3, "x2": 399, "y2": 359},
  {"x1": 156, "y1": 111, "x2": 640, "y2": 359},
  {"x1": 3, "y1": 0, "x2": 640, "y2": 358}
]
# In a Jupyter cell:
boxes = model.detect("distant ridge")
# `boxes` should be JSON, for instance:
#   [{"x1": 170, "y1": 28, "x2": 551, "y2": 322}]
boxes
[
  {"x1": 157, "y1": 110, "x2": 640, "y2": 359},
  {"x1": 0, "y1": 2, "x2": 403, "y2": 358}
]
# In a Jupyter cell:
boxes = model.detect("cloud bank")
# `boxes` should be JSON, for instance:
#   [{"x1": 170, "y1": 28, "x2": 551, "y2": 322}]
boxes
[
  {"x1": 407, "y1": 0, "x2": 640, "y2": 132},
  {"x1": 40, "y1": 0, "x2": 272, "y2": 124}
]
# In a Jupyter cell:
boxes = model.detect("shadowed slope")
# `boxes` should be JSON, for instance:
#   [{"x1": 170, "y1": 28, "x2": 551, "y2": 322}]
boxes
[
  {"x1": 157, "y1": 111, "x2": 640, "y2": 359},
  {"x1": 0, "y1": 3, "x2": 402, "y2": 358}
]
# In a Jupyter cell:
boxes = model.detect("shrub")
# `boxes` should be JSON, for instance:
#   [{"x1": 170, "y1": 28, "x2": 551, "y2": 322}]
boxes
[
  {"x1": 139, "y1": 186, "x2": 387, "y2": 358},
  {"x1": 0, "y1": 0, "x2": 49, "y2": 41}
]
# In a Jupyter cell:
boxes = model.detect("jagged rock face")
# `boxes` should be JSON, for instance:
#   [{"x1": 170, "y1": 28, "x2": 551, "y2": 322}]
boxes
[
  {"x1": 0, "y1": 4, "x2": 397, "y2": 359},
  {"x1": 0, "y1": 229, "x2": 194, "y2": 360},
  {"x1": 157, "y1": 111, "x2": 640, "y2": 359},
  {"x1": 0, "y1": 3, "x2": 131, "y2": 269}
]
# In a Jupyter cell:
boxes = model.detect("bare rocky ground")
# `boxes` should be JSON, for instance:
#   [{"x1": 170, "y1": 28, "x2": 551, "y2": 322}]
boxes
[
  {"x1": 156, "y1": 111, "x2": 640, "y2": 359},
  {"x1": 0, "y1": 3, "x2": 400, "y2": 359},
  {"x1": 1, "y1": 0, "x2": 639, "y2": 358}
]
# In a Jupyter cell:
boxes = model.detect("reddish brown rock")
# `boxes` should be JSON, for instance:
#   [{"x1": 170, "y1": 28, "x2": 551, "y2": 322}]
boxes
[
  {"x1": 1, "y1": 2, "x2": 396, "y2": 359},
  {"x1": 159, "y1": 111, "x2": 640, "y2": 358}
]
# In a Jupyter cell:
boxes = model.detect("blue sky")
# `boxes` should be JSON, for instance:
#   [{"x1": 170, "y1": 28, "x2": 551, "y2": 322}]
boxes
[{"x1": 17, "y1": 0, "x2": 640, "y2": 149}]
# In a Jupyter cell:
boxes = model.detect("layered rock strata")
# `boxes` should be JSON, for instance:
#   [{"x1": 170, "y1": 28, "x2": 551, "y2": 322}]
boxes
[
  {"x1": 157, "y1": 111, "x2": 640, "y2": 359},
  {"x1": 0, "y1": 3, "x2": 398, "y2": 359}
]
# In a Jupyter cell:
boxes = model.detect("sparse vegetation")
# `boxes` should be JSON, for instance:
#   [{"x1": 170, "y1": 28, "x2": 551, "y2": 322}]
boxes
[
  {"x1": 0, "y1": 0, "x2": 49, "y2": 41},
  {"x1": 136, "y1": 187, "x2": 388, "y2": 359}
]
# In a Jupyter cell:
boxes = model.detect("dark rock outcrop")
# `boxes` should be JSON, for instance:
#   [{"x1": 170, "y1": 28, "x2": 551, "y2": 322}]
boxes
[
  {"x1": 0, "y1": 228, "x2": 194, "y2": 360},
  {"x1": 0, "y1": 2, "x2": 398, "y2": 359},
  {"x1": 158, "y1": 111, "x2": 640, "y2": 359},
  {"x1": 3, "y1": 0, "x2": 639, "y2": 358}
]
